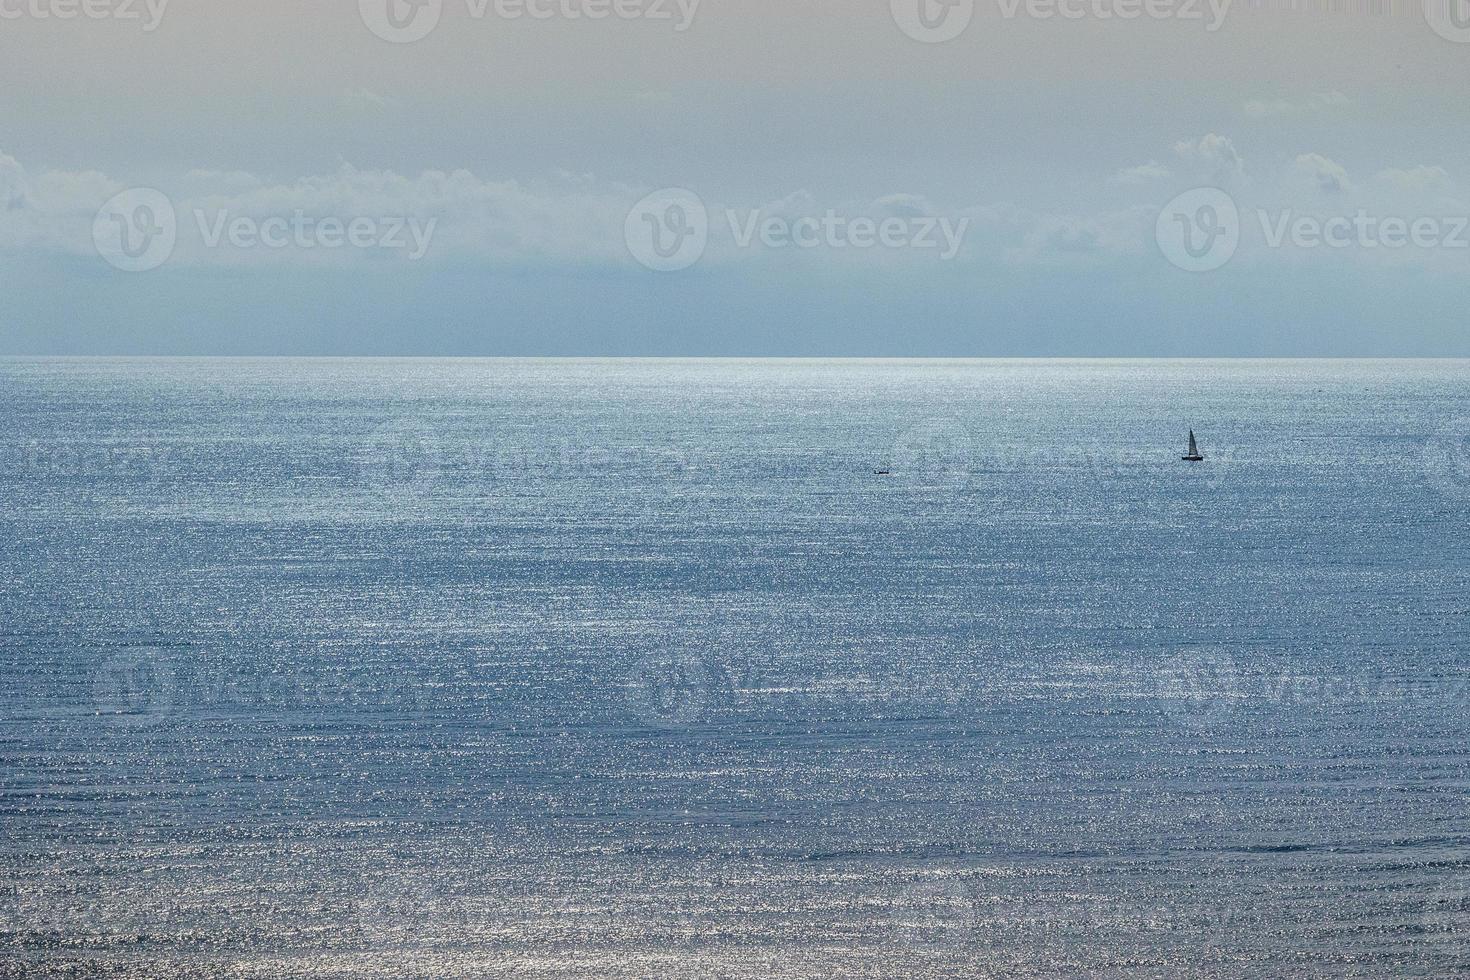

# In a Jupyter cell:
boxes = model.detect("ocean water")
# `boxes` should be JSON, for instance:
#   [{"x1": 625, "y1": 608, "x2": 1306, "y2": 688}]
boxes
[{"x1": 1, "y1": 357, "x2": 1469, "y2": 978}]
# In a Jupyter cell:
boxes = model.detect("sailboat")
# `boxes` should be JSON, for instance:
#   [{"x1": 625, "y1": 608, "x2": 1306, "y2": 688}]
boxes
[{"x1": 1181, "y1": 430, "x2": 1205, "y2": 462}]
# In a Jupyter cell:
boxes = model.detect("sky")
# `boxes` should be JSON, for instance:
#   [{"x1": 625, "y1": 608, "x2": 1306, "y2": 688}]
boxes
[{"x1": 0, "y1": 0, "x2": 1468, "y2": 355}]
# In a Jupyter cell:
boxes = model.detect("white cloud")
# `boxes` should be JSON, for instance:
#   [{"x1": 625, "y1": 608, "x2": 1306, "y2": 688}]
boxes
[
  {"x1": 3, "y1": 143, "x2": 1458, "y2": 277},
  {"x1": 0, "y1": 152, "x2": 29, "y2": 211},
  {"x1": 753, "y1": 189, "x2": 820, "y2": 222},
  {"x1": 1174, "y1": 134, "x2": 1245, "y2": 183},
  {"x1": 0, "y1": 155, "x2": 120, "y2": 251},
  {"x1": 1373, "y1": 165, "x2": 1455, "y2": 195},
  {"x1": 869, "y1": 194, "x2": 934, "y2": 219},
  {"x1": 1110, "y1": 161, "x2": 1172, "y2": 185},
  {"x1": 1291, "y1": 153, "x2": 1356, "y2": 195},
  {"x1": 0, "y1": 148, "x2": 1162, "y2": 272},
  {"x1": 0, "y1": 151, "x2": 644, "y2": 266},
  {"x1": 1015, "y1": 207, "x2": 1152, "y2": 261},
  {"x1": 940, "y1": 203, "x2": 1149, "y2": 263}
]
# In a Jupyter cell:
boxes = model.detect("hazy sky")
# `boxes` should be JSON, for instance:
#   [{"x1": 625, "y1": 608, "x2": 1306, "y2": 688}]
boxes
[{"x1": 1, "y1": 0, "x2": 1467, "y2": 354}]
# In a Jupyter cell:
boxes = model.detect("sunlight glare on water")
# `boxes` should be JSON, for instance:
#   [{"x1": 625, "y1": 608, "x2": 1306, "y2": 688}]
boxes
[{"x1": 1, "y1": 357, "x2": 1469, "y2": 977}]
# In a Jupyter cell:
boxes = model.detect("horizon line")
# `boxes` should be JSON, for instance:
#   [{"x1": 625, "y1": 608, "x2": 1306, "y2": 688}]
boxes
[{"x1": 3, "y1": 354, "x2": 1469, "y2": 362}]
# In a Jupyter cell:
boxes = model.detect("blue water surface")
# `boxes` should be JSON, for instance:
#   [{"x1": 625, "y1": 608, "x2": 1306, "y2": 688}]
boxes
[{"x1": 1, "y1": 357, "x2": 1468, "y2": 978}]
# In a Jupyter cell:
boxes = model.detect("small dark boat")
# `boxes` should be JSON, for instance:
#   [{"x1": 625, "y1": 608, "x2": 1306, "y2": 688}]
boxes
[
  {"x1": 1181, "y1": 430, "x2": 1205, "y2": 462},
  {"x1": 875, "y1": 469, "x2": 892, "y2": 476}
]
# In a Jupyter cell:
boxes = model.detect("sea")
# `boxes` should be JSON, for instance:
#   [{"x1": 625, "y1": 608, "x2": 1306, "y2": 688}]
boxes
[{"x1": 1, "y1": 357, "x2": 1468, "y2": 978}]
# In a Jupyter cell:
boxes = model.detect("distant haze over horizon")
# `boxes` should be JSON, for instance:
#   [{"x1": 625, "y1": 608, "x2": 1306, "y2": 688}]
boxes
[{"x1": 2, "y1": 0, "x2": 1467, "y2": 356}]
